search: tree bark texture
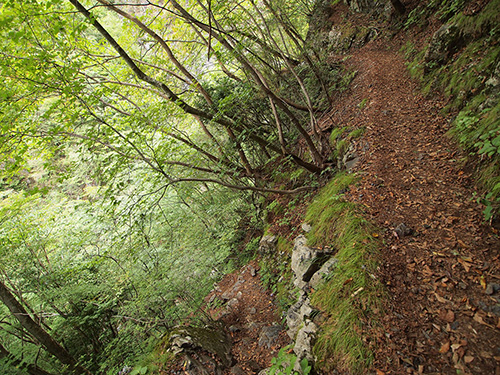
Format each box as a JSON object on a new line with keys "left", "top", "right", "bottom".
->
{"left": 0, "top": 281, "right": 89, "bottom": 374}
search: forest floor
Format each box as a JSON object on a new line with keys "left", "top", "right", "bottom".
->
{"left": 328, "top": 34, "right": 500, "bottom": 374}
{"left": 164, "top": 19, "right": 500, "bottom": 375}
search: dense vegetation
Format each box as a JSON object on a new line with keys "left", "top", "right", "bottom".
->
{"left": 0, "top": 0, "right": 337, "bottom": 373}
{"left": 1, "top": 0, "right": 498, "bottom": 374}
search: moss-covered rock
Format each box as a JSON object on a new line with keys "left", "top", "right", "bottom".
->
{"left": 166, "top": 323, "right": 232, "bottom": 367}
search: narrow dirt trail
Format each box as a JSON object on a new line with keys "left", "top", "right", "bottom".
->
{"left": 330, "top": 39, "right": 500, "bottom": 374}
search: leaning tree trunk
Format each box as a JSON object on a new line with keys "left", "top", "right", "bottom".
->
{"left": 0, "top": 281, "right": 90, "bottom": 375}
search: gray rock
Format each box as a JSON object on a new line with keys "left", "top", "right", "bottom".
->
{"left": 291, "top": 236, "right": 330, "bottom": 289}
{"left": 424, "top": 24, "right": 463, "bottom": 67}
{"left": 257, "top": 369, "right": 270, "bottom": 375}
{"left": 486, "top": 283, "right": 500, "bottom": 295}
{"left": 345, "top": 156, "right": 360, "bottom": 171}
{"left": 286, "top": 292, "right": 313, "bottom": 339}
{"left": 394, "top": 223, "right": 413, "bottom": 238}
{"left": 484, "top": 61, "right": 500, "bottom": 101}
{"left": 259, "top": 235, "right": 278, "bottom": 255}
{"left": 309, "top": 257, "right": 339, "bottom": 288}
{"left": 118, "top": 366, "right": 132, "bottom": 375}
{"left": 229, "top": 325, "right": 240, "bottom": 333}
{"left": 228, "top": 298, "right": 239, "bottom": 309}
{"left": 293, "top": 320, "right": 317, "bottom": 373}
{"left": 167, "top": 323, "right": 232, "bottom": 367}
{"left": 221, "top": 280, "right": 244, "bottom": 300}
{"left": 248, "top": 307, "right": 257, "bottom": 314}
{"left": 230, "top": 366, "right": 246, "bottom": 375}
{"left": 301, "top": 223, "right": 312, "bottom": 233}
{"left": 258, "top": 325, "right": 282, "bottom": 349}
{"left": 345, "top": 0, "right": 386, "bottom": 14}
{"left": 247, "top": 321, "right": 262, "bottom": 331}
{"left": 248, "top": 265, "right": 257, "bottom": 277}
{"left": 340, "top": 144, "right": 359, "bottom": 171}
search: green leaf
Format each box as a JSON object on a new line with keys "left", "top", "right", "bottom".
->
{"left": 483, "top": 204, "right": 494, "bottom": 221}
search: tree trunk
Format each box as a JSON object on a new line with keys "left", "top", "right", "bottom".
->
{"left": 0, "top": 281, "right": 90, "bottom": 375}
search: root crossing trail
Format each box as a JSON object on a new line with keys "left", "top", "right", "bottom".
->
{"left": 330, "top": 39, "right": 500, "bottom": 374}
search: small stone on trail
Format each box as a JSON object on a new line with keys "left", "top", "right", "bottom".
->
{"left": 248, "top": 307, "right": 257, "bottom": 314}
{"left": 259, "top": 235, "right": 278, "bottom": 254}
{"left": 228, "top": 298, "right": 239, "bottom": 308}
{"left": 249, "top": 265, "right": 257, "bottom": 276}
{"left": 486, "top": 283, "right": 500, "bottom": 295}
{"left": 258, "top": 325, "right": 282, "bottom": 349}
{"left": 393, "top": 223, "right": 413, "bottom": 238}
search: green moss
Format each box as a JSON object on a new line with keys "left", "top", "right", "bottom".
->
{"left": 259, "top": 236, "right": 295, "bottom": 316}
{"left": 349, "top": 127, "right": 366, "bottom": 139}
{"left": 329, "top": 127, "right": 348, "bottom": 147}
{"left": 304, "top": 173, "right": 382, "bottom": 373}
{"left": 453, "top": 0, "right": 500, "bottom": 36}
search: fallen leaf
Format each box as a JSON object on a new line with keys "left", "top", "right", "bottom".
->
{"left": 473, "top": 312, "right": 494, "bottom": 328}
{"left": 480, "top": 275, "right": 487, "bottom": 289}
{"left": 473, "top": 312, "right": 486, "bottom": 324}
{"left": 435, "top": 293, "right": 447, "bottom": 303}
{"left": 343, "top": 277, "right": 353, "bottom": 285}
{"left": 480, "top": 351, "right": 492, "bottom": 358}
{"left": 457, "top": 258, "right": 472, "bottom": 272}
{"left": 445, "top": 310, "right": 455, "bottom": 323}
{"left": 464, "top": 355, "right": 474, "bottom": 364}
{"left": 439, "top": 341, "right": 450, "bottom": 353}
{"left": 423, "top": 265, "right": 433, "bottom": 277}
{"left": 375, "top": 370, "right": 385, "bottom": 375}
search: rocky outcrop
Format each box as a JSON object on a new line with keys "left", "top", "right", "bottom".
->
{"left": 344, "top": 0, "right": 401, "bottom": 18}
{"left": 167, "top": 323, "right": 233, "bottom": 368}
{"left": 285, "top": 235, "right": 338, "bottom": 373}
{"left": 291, "top": 235, "right": 334, "bottom": 290}
{"left": 328, "top": 24, "right": 378, "bottom": 52}
{"left": 424, "top": 24, "right": 463, "bottom": 69}
{"left": 345, "top": 0, "right": 385, "bottom": 13}
{"left": 286, "top": 292, "right": 312, "bottom": 340}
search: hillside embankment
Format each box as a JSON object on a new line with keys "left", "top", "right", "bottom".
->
{"left": 161, "top": 1, "right": 500, "bottom": 374}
